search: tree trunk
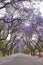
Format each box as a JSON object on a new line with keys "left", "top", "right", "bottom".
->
{"left": 31, "top": 49, "right": 35, "bottom": 56}
{"left": 39, "top": 50, "right": 41, "bottom": 57}
{"left": 33, "top": 50, "right": 35, "bottom": 56}
{"left": 31, "top": 51, "right": 33, "bottom": 56}
{"left": 2, "top": 48, "right": 5, "bottom": 56}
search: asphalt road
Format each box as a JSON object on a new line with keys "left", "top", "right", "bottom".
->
{"left": 0, "top": 53, "right": 43, "bottom": 65}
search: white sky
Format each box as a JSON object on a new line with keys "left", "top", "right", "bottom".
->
{"left": 32, "top": 34, "right": 38, "bottom": 41}
{"left": 7, "top": 34, "right": 11, "bottom": 41}
{"left": 0, "top": 8, "right": 6, "bottom": 17}
{"left": 0, "top": 1, "right": 43, "bottom": 18}
{"left": 22, "top": 1, "right": 43, "bottom": 17}
{"left": 4, "top": 0, "right": 11, "bottom": 3}
{"left": 23, "top": 1, "right": 31, "bottom": 8}
{"left": 33, "top": 1, "right": 43, "bottom": 17}
{"left": 39, "top": 2, "right": 43, "bottom": 17}
{"left": 24, "top": 22, "right": 31, "bottom": 27}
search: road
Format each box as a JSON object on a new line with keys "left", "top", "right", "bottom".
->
{"left": 0, "top": 53, "right": 43, "bottom": 65}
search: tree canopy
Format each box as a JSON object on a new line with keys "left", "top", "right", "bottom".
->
{"left": 0, "top": 0, "right": 43, "bottom": 57}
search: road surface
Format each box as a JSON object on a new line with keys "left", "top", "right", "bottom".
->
{"left": 0, "top": 53, "right": 43, "bottom": 65}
